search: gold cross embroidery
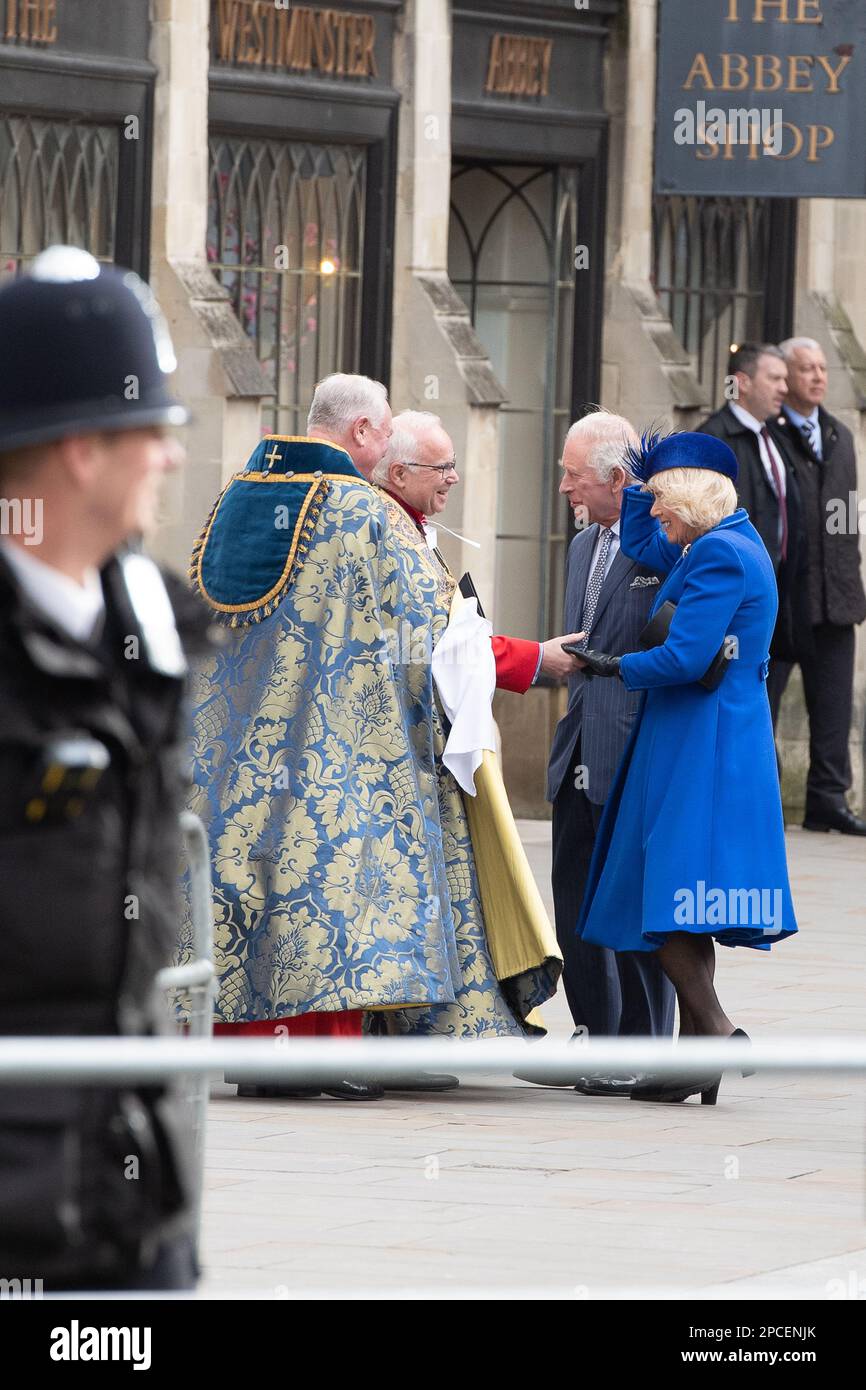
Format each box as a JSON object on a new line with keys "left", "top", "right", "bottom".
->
{"left": 263, "top": 443, "right": 282, "bottom": 470}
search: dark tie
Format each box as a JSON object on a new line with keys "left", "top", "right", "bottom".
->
{"left": 579, "top": 527, "right": 613, "bottom": 648}
{"left": 760, "top": 427, "right": 788, "bottom": 563}
{"left": 801, "top": 418, "right": 821, "bottom": 459}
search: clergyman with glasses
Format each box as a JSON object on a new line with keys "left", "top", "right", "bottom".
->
{"left": 365, "top": 409, "right": 573, "bottom": 1042}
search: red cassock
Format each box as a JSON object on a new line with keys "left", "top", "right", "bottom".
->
{"left": 492, "top": 634, "right": 541, "bottom": 693}
{"left": 214, "top": 1013, "right": 362, "bottom": 1039}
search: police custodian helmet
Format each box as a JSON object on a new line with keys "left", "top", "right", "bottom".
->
{"left": 0, "top": 246, "right": 188, "bottom": 452}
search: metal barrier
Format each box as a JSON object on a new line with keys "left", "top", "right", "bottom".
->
{"left": 0, "top": 1035, "right": 864, "bottom": 1083}
{"left": 154, "top": 810, "right": 215, "bottom": 1242}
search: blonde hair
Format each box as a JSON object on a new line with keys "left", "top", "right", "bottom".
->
{"left": 649, "top": 467, "right": 737, "bottom": 534}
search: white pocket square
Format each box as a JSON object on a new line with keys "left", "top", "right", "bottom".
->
{"left": 629, "top": 575, "right": 660, "bottom": 588}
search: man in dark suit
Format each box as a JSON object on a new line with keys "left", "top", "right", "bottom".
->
{"left": 698, "top": 343, "right": 812, "bottom": 709}
{"left": 767, "top": 339, "right": 866, "bottom": 835}
{"left": 537, "top": 412, "right": 676, "bottom": 1096}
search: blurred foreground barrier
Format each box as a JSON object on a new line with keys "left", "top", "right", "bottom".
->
{"left": 156, "top": 811, "right": 215, "bottom": 1242}
{"left": 0, "top": 1035, "right": 864, "bottom": 1083}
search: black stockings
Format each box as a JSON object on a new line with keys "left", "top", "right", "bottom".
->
{"left": 657, "top": 933, "right": 734, "bottom": 1039}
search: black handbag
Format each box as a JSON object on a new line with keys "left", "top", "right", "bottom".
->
{"left": 638, "top": 599, "right": 731, "bottom": 691}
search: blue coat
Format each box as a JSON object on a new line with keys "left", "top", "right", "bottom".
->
{"left": 546, "top": 526, "right": 665, "bottom": 807}
{"left": 577, "top": 486, "right": 798, "bottom": 953}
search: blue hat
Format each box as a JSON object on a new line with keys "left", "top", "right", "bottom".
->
{"left": 0, "top": 246, "right": 188, "bottom": 452}
{"left": 625, "top": 430, "right": 738, "bottom": 484}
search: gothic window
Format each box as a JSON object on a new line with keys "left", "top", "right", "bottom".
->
{"left": 652, "top": 194, "right": 796, "bottom": 407}
{"left": 0, "top": 114, "right": 118, "bottom": 281}
{"left": 207, "top": 135, "right": 366, "bottom": 436}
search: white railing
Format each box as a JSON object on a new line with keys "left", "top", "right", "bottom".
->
{"left": 0, "top": 1035, "right": 863, "bottom": 1083}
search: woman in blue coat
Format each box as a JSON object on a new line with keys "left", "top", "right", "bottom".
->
{"left": 574, "top": 431, "right": 797, "bottom": 1104}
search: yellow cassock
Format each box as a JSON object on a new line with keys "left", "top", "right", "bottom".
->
{"left": 465, "top": 747, "right": 560, "bottom": 1030}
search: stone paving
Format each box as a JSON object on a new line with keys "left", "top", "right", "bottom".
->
{"left": 197, "top": 823, "right": 866, "bottom": 1298}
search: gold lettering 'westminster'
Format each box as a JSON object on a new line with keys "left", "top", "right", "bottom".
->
{"left": 215, "top": 0, "right": 378, "bottom": 79}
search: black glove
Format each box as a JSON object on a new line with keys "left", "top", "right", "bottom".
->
{"left": 579, "top": 648, "right": 622, "bottom": 679}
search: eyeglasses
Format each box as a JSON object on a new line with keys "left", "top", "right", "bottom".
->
{"left": 401, "top": 460, "right": 458, "bottom": 478}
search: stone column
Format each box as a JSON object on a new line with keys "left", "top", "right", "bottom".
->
{"left": 602, "top": 0, "right": 706, "bottom": 428}
{"left": 148, "top": 0, "right": 268, "bottom": 574}
{"left": 791, "top": 198, "right": 866, "bottom": 814}
{"left": 390, "top": 0, "right": 505, "bottom": 609}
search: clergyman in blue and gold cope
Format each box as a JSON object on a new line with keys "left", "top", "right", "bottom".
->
{"left": 187, "top": 435, "right": 464, "bottom": 1025}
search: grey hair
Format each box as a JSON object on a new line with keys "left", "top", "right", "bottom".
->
{"left": 307, "top": 373, "right": 389, "bottom": 435}
{"left": 565, "top": 409, "right": 641, "bottom": 483}
{"left": 372, "top": 410, "right": 442, "bottom": 485}
{"left": 779, "top": 336, "right": 823, "bottom": 361}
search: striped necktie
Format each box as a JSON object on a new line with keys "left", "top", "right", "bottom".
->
{"left": 760, "top": 427, "right": 788, "bottom": 563}
{"left": 579, "top": 527, "right": 613, "bottom": 648}
{"left": 800, "top": 417, "right": 821, "bottom": 459}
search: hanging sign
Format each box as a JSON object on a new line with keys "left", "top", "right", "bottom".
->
{"left": 655, "top": 0, "right": 866, "bottom": 197}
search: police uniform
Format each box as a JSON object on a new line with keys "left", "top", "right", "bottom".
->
{"left": 0, "top": 249, "right": 210, "bottom": 1289}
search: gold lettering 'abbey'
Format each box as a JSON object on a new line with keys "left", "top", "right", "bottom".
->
{"left": 683, "top": 51, "right": 851, "bottom": 95}
{"left": 215, "top": 0, "right": 378, "bottom": 78}
{"left": 484, "top": 34, "right": 553, "bottom": 98}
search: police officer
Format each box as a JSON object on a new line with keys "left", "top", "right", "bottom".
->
{"left": 0, "top": 247, "right": 210, "bottom": 1290}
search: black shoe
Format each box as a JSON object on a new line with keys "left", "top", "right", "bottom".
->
{"left": 630, "top": 1074, "right": 722, "bottom": 1105}
{"left": 378, "top": 1073, "right": 459, "bottom": 1092}
{"left": 630, "top": 1026, "right": 753, "bottom": 1104}
{"left": 322, "top": 1079, "right": 385, "bottom": 1101}
{"left": 232, "top": 1082, "right": 322, "bottom": 1099}
{"left": 573, "top": 1074, "right": 638, "bottom": 1097}
{"left": 229, "top": 1077, "right": 384, "bottom": 1101}
{"left": 803, "top": 805, "right": 866, "bottom": 836}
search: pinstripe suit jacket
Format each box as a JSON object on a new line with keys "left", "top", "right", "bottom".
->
{"left": 546, "top": 525, "right": 665, "bottom": 806}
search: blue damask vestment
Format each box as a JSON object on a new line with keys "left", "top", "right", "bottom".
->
{"left": 188, "top": 437, "right": 463, "bottom": 1020}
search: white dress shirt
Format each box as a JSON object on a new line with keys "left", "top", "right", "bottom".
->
{"left": 729, "top": 401, "right": 787, "bottom": 500}
{"left": 0, "top": 540, "right": 104, "bottom": 643}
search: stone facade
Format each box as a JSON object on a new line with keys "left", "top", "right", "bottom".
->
{"left": 597, "top": 1, "right": 866, "bottom": 818}
{"left": 140, "top": 0, "right": 865, "bottom": 818}
{"left": 147, "top": 0, "right": 268, "bottom": 576}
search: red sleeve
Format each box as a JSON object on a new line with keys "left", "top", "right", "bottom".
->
{"left": 492, "top": 634, "right": 541, "bottom": 694}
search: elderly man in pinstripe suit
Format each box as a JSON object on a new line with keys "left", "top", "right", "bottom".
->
{"left": 524, "top": 411, "right": 675, "bottom": 1097}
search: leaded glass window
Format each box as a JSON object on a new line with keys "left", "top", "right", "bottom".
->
{"left": 652, "top": 195, "right": 779, "bottom": 408}
{"left": 0, "top": 114, "right": 118, "bottom": 281}
{"left": 207, "top": 135, "right": 366, "bottom": 436}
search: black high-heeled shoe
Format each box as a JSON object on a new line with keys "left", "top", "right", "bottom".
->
{"left": 630, "top": 1029, "right": 752, "bottom": 1105}
{"left": 630, "top": 1073, "right": 722, "bottom": 1105}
